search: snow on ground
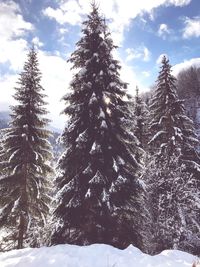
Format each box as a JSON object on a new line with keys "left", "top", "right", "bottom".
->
{"left": 0, "top": 243, "right": 197, "bottom": 267}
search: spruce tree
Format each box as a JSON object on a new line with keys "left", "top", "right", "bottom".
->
{"left": 0, "top": 47, "right": 52, "bottom": 250}
{"left": 52, "top": 4, "right": 147, "bottom": 250}
{"left": 133, "top": 86, "right": 149, "bottom": 148}
{"left": 148, "top": 56, "right": 200, "bottom": 254}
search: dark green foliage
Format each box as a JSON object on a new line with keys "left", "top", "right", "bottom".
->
{"left": 148, "top": 56, "right": 200, "bottom": 254}
{"left": 52, "top": 4, "right": 147, "bottom": 251}
{"left": 176, "top": 66, "right": 200, "bottom": 151}
{"left": 177, "top": 66, "right": 200, "bottom": 100}
{"left": 0, "top": 47, "right": 52, "bottom": 250}
{"left": 133, "top": 86, "right": 149, "bottom": 149}
{"left": 149, "top": 56, "right": 199, "bottom": 161}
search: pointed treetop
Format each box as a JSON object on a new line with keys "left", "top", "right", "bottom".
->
{"left": 31, "top": 43, "right": 35, "bottom": 51}
{"left": 161, "top": 54, "right": 169, "bottom": 65}
{"left": 91, "top": 0, "right": 99, "bottom": 11}
{"left": 136, "top": 86, "right": 139, "bottom": 98}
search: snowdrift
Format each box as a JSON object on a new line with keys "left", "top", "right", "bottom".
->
{"left": 0, "top": 243, "right": 197, "bottom": 267}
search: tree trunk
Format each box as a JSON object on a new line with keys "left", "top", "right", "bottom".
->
{"left": 17, "top": 213, "right": 25, "bottom": 249}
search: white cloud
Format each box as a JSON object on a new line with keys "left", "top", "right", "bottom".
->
{"left": 126, "top": 46, "right": 151, "bottom": 62}
{"left": 32, "top": 37, "right": 44, "bottom": 48}
{"left": 59, "top": 28, "right": 69, "bottom": 34}
{"left": 143, "top": 47, "right": 151, "bottom": 61}
{"left": 120, "top": 63, "right": 138, "bottom": 94}
{"left": 142, "top": 71, "right": 151, "bottom": 77}
{"left": 0, "top": 1, "right": 35, "bottom": 111}
{"left": 43, "top": 0, "right": 87, "bottom": 26}
{"left": 0, "top": 1, "right": 33, "bottom": 39}
{"left": 126, "top": 48, "right": 142, "bottom": 62}
{"left": 0, "top": 74, "right": 18, "bottom": 109}
{"left": 112, "top": 50, "right": 149, "bottom": 95}
{"left": 0, "top": 38, "right": 28, "bottom": 71}
{"left": 158, "top": 23, "right": 170, "bottom": 38}
{"left": 43, "top": 0, "right": 192, "bottom": 46}
{"left": 172, "top": 58, "right": 200, "bottom": 76}
{"left": 38, "top": 51, "right": 73, "bottom": 128}
{"left": 168, "top": 0, "right": 191, "bottom": 6}
{"left": 0, "top": 1, "right": 33, "bottom": 71}
{"left": 182, "top": 16, "right": 200, "bottom": 39}
{"left": 120, "top": 63, "right": 149, "bottom": 94}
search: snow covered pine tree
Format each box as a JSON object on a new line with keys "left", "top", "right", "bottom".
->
{"left": 133, "top": 86, "right": 149, "bottom": 149}
{"left": 0, "top": 47, "right": 52, "bottom": 250}
{"left": 148, "top": 56, "right": 200, "bottom": 254}
{"left": 51, "top": 4, "right": 148, "bottom": 251}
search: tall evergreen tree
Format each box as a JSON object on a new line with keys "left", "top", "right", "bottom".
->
{"left": 52, "top": 4, "right": 148, "bottom": 251}
{"left": 0, "top": 47, "right": 52, "bottom": 250}
{"left": 133, "top": 86, "right": 149, "bottom": 148}
{"left": 148, "top": 56, "right": 200, "bottom": 254}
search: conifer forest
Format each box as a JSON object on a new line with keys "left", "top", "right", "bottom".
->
{"left": 0, "top": 1, "right": 200, "bottom": 260}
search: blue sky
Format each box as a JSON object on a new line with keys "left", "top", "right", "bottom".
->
{"left": 0, "top": 0, "right": 200, "bottom": 128}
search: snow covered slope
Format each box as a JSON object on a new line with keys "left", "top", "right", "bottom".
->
{"left": 0, "top": 244, "right": 197, "bottom": 267}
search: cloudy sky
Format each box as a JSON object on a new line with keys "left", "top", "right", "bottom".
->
{"left": 0, "top": 0, "right": 200, "bottom": 129}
